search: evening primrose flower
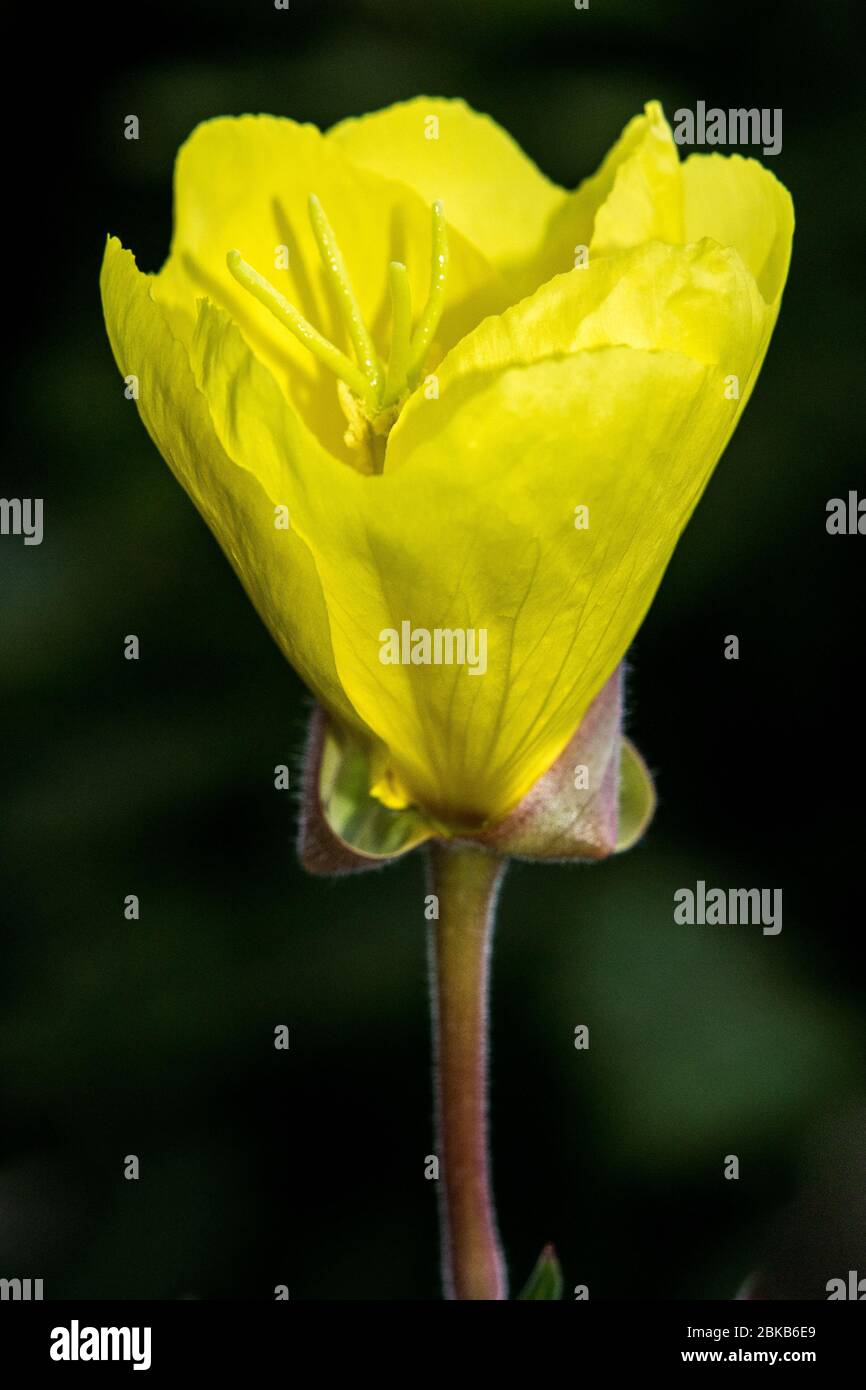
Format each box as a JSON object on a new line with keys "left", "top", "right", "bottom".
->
{"left": 100, "top": 98, "right": 792, "bottom": 848}
{"left": 101, "top": 96, "right": 793, "bottom": 1303}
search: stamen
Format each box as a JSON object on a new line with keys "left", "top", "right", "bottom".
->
{"left": 226, "top": 249, "right": 378, "bottom": 411}
{"left": 406, "top": 201, "right": 449, "bottom": 387}
{"left": 307, "top": 194, "right": 382, "bottom": 397}
{"left": 382, "top": 262, "right": 413, "bottom": 407}
{"left": 225, "top": 197, "right": 449, "bottom": 450}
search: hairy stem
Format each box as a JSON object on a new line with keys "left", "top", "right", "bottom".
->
{"left": 426, "top": 841, "right": 508, "bottom": 1300}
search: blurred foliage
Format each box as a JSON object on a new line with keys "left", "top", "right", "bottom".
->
{"left": 1, "top": 0, "right": 864, "bottom": 1299}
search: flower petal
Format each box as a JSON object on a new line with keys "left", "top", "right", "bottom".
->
{"left": 293, "top": 345, "right": 745, "bottom": 824}
{"left": 535, "top": 100, "right": 684, "bottom": 284}
{"left": 100, "top": 236, "right": 367, "bottom": 740}
{"left": 328, "top": 95, "right": 567, "bottom": 300}
{"left": 390, "top": 235, "right": 770, "bottom": 461}
{"left": 588, "top": 99, "right": 684, "bottom": 254}
{"left": 363, "top": 236, "right": 776, "bottom": 822}
{"left": 404, "top": 119, "right": 787, "bottom": 444}
{"left": 681, "top": 153, "right": 794, "bottom": 304}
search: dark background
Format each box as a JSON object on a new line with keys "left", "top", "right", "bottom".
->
{"left": 1, "top": 0, "right": 864, "bottom": 1299}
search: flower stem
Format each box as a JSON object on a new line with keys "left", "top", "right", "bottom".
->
{"left": 425, "top": 841, "right": 508, "bottom": 1300}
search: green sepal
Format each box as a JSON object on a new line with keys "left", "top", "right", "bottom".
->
{"left": 319, "top": 722, "right": 433, "bottom": 858}
{"left": 615, "top": 737, "right": 656, "bottom": 851}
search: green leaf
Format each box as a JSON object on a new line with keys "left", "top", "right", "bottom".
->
{"left": 518, "top": 1244, "right": 563, "bottom": 1300}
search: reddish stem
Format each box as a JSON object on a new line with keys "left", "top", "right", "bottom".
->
{"left": 426, "top": 842, "right": 508, "bottom": 1300}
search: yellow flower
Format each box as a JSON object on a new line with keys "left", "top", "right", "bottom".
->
{"left": 100, "top": 98, "right": 792, "bottom": 838}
